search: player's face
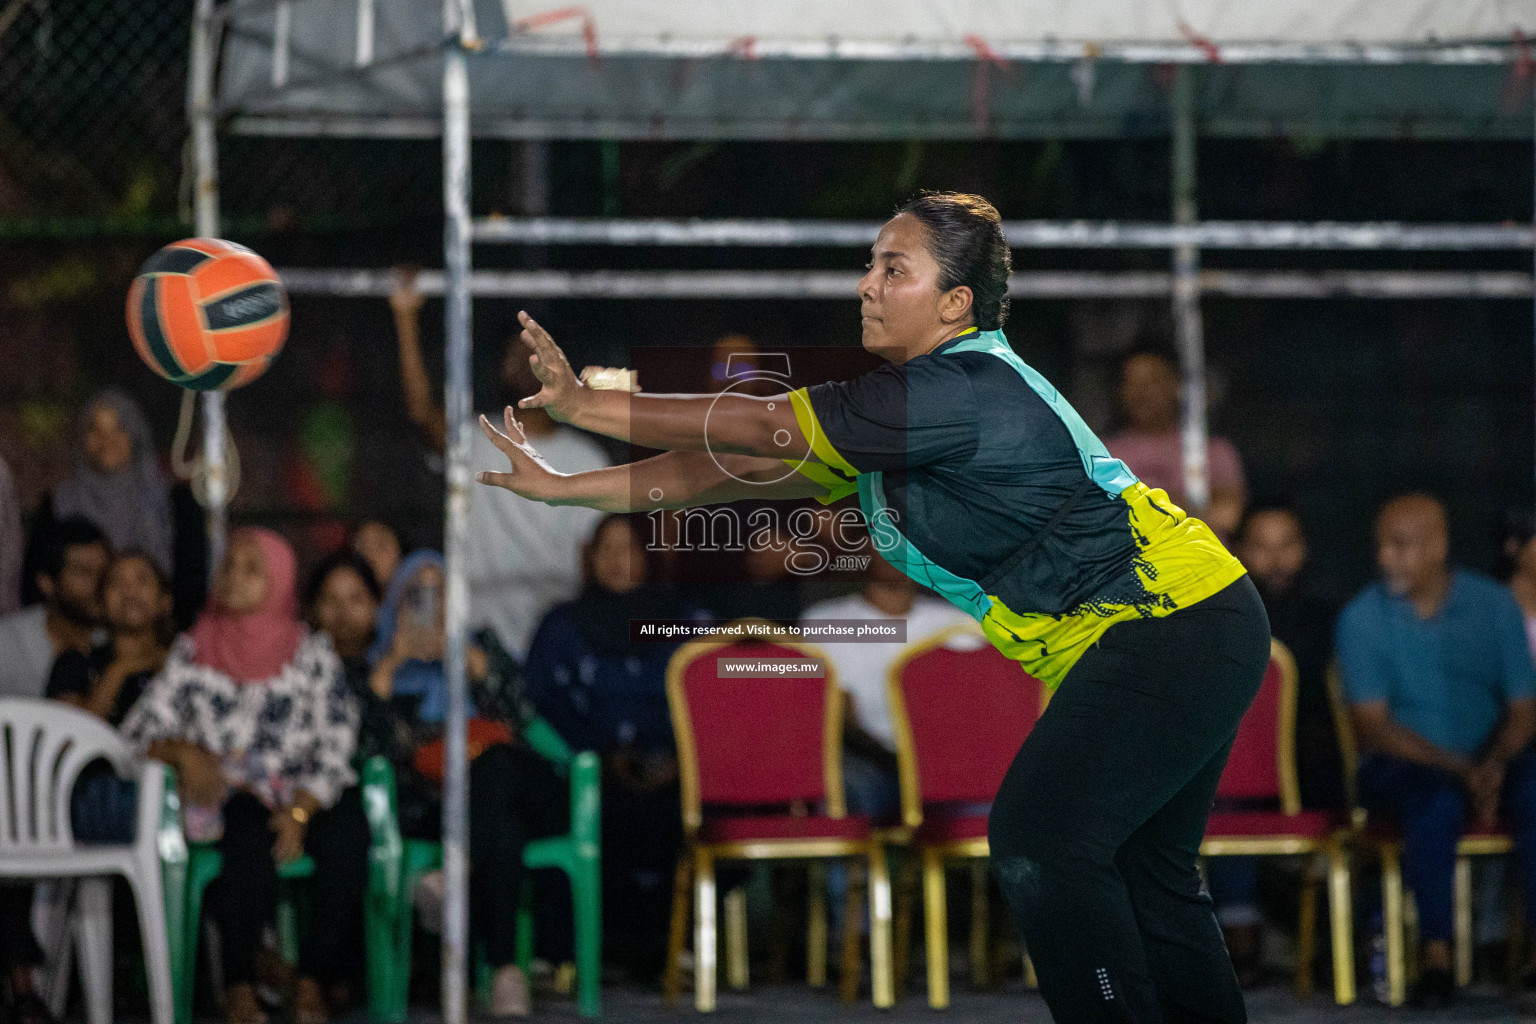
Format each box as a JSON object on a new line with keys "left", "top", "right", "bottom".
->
{"left": 858, "top": 215, "right": 955, "bottom": 362}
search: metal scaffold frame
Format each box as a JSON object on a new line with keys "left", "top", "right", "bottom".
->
{"left": 185, "top": 4, "right": 1536, "bottom": 1019}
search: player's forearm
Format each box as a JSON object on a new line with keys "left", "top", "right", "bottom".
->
{"left": 565, "top": 390, "right": 789, "bottom": 457}
{"left": 556, "top": 451, "right": 810, "bottom": 512}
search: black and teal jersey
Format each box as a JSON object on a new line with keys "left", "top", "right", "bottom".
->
{"left": 785, "top": 327, "right": 1246, "bottom": 688}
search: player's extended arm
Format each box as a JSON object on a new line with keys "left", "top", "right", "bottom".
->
{"left": 512, "top": 312, "right": 814, "bottom": 461}
{"left": 476, "top": 408, "right": 826, "bottom": 512}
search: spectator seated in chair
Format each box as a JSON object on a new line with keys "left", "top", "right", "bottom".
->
{"left": 1339, "top": 494, "right": 1536, "bottom": 1009}
{"left": 365, "top": 549, "right": 567, "bottom": 1017}
{"left": 122, "top": 528, "right": 361, "bottom": 1024}
{"left": 525, "top": 513, "right": 701, "bottom": 982}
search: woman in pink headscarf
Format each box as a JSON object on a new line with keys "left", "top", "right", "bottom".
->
{"left": 125, "top": 529, "right": 359, "bottom": 1024}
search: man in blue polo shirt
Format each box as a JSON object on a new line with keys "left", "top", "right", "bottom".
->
{"left": 1339, "top": 493, "right": 1536, "bottom": 1007}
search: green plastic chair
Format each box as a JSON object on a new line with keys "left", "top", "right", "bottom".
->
{"left": 170, "top": 765, "right": 396, "bottom": 1024}
{"left": 364, "top": 720, "right": 602, "bottom": 1020}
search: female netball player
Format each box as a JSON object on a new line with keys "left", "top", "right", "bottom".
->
{"left": 477, "top": 192, "right": 1267, "bottom": 1024}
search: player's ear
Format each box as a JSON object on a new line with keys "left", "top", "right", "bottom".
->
{"left": 939, "top": 284, "right": 974, "bottom": 326}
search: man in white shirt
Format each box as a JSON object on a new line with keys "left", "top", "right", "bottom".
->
{"left": 391, "top": 277, "right": 610, "bottom": 656}
{"left": 800, "top": 553, "right": 982, "bottom": 822}
{"left": 0, "top": 518, "right": 107, "bottom": 698}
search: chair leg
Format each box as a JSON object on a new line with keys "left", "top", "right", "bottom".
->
{"left": 922, "top": 848, "right": 949, "bottom": 1010}
{"left": 1295, "top": 872, "right": 1317, "bottom": 1000}
{"left": 806, "top": 863, "right": 828, "bottom": 988}
{"left": 664, "top": 854, "right": 692, "bottom": 1005}
{"left": 130, "top": 847, "right": 179, "bottom": 1024}
{"left": 892, "top": 854, "right": 918, "bottom": 1000}
{"left": 1326, "top": 840, "right": 1356, "bottom": 1006}
{"left": 74, "top": 877, "right": 113, "bottom": 1024}
{"left": 969, "top": 861, "right": 989, "bottom": 989}
{"left": 694, "top": 848, "right": 718, "bottom": 1012}
{"left": 41, "top": 880, "right": 75, "bottom": 1022}
{"left": 570, "top": 847, "right": 603, "bottom": 1018}
{"left": 868, "top": 844, "right": 894, "bottom": 1009}
{"left": 1383, "top": 844, "right": 1406, "bottom": 1007}
{"left": 838, "top": 859, "right": 865, "bottom": 1005}
{"left": 1508, "top": 879, "right": 1526, "bottom": 994}
{"left": 724, "top": 887, "right": 749, "bottom": 992}
{"left": 1454, "top": 856, "right": 1473, "bottom": 988}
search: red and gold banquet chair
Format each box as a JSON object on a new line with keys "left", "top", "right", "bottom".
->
{"left": 1336, "top": 658, "right": 1522, "bottom": 1005}
{"left": 662, "top": 622, "right": 894, "bottom": 1011}
{"left": 1199, "top": 638, "right": 1357, "bottom": 1004}
{"left": 887, "top": 627, "right": 1045, "bottom": 1008}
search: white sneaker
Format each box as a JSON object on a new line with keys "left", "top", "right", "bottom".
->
{"left": 490, "top": 964, "right": 530, "bottom": 1017}
{"left": 413, "top": 870, "right": 446, "bottom": 935}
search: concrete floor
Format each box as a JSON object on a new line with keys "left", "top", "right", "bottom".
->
{"left": 373, "top": 982, "right": 1536, "bottom": 1023}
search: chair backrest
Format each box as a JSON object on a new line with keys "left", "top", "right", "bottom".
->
{"left": 1215, "top": 638, "right": 1301, "bottom": 814}
{"left": 666, "top": 622, "right": 842, "bottom": 833}
{"left": 0, "top": 698, "right": 136, "bottom": 855}
{"left": 888, "top": 628, "right": 1042, "bottom": 828}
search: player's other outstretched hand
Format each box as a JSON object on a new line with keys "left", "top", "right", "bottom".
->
{"left": 476, "top": 406, "right": 568, "bottom": 505}
{"left": 516, "top": 311, "right": 584, "bottom": 423}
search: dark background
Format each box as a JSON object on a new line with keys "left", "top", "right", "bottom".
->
{"left": 2, "top": 0, "right": 1533, "bottom": 601}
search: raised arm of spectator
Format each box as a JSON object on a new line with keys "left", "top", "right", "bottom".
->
{"left": 390, "top": 268, "right": 448, "bottom": 455}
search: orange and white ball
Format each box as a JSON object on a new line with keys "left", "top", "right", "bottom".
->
{"left": 127, "top": 238, "right": 289, "bottom": 390}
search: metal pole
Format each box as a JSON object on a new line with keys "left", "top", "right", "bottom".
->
{"left": 273, "top": 266, "right": 1536, "bottom": 301}
{"left": 1170, "top": 65, "right": 1210, "bottom": 512}
{"left": 441, "top": 0, "right": 474, "bottom": 1019}
{"left": 190, "top": 0, "right": 228, "bottom": 572}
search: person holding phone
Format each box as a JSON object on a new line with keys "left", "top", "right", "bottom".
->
{"left": 366, "top": 551, "right": 566, "bottom": 1018}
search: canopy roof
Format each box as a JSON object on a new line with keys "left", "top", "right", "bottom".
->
{"left": 219, "top": 0, "right": 1536, "bottom": 139}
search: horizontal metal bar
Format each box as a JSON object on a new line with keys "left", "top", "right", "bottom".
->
{"left": 485, "top": 35, "right": 1521, "bottom": 66}
{"left": 226, "top": 113, "right": 1536, "bottom": 143}
{"left": 276, "top": 267, "right": 1536, "bottom": 300}
{"left": 470, "top": 218, "right": 1536, "bottom": 250}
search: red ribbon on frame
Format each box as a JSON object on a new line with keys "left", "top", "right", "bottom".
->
{"left": 513, "top": 5, "right": 600, "bottom": 68}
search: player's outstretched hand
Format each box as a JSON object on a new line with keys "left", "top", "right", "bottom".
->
{"left": 476, "top": 406, "right": 568, "bottom": 504}
{"left": 516, "top": 311, "right": 584, "bottom": 423}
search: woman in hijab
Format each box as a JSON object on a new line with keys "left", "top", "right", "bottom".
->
{"left": 365, "top": 551, "right": 565, "bottom": 1018}
{"left": 52, "top": 390, "right": 174, "bottom": 576}
{"left": 524, "top": 514, "right": 701, "bottom": 981}
{"left": 123, "top": 529, "right": 360, "bottom": 1024}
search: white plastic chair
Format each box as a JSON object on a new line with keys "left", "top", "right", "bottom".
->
{"left": 0, "top": 698, "right": 180, "bottom": 1024}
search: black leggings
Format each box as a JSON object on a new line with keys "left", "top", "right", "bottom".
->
{"left": 207, "top": 787, "right": 370, "bottom": 987}
{"left": 406, "top": 744, "right": 570, "bottom": 968}
{"left": 988, "top": 576, "right": 1270, "bottom": 1024}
